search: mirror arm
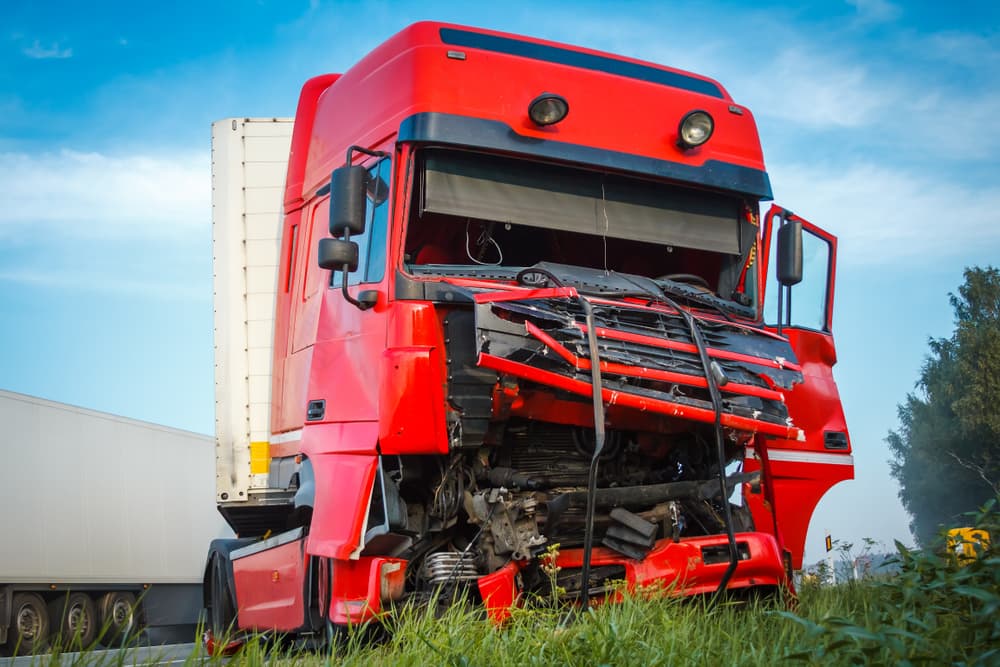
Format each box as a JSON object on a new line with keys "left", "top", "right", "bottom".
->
{"left": 346, "top": 145, "right": 390, "bottom": 167}
{"left": 338, "top": 228, "right": 375, "bottom": 311}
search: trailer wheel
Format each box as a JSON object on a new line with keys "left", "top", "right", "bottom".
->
{"left": 8, "top": 592, "right": 50, "bottom": 655}
{"left": 48, "top": 592, "right": 97, "bottom": 650}
{"left": 96, "top": 591, "right": 136, "bottom": 647}
{"left": 208, "top": 555, "right": 237, "bottom": 642}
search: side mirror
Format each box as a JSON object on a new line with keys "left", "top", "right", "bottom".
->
{"left": 318, "top": 238, "right": 377, "bottom": 311}
{"left": 318, "top": 237, "right": 358, "bottom": 271}
{"left": 777, "top": 220, "right": 803, "bottom": 286}
{"left": 329, "top": 165, "right": 369, "bottom": 237}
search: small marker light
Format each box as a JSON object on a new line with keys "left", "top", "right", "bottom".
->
{"left": 677, "top": 110, "right": 714, "bottom": 149}
{"left": 528, "top": 93, "right": 569, "bottom": 126}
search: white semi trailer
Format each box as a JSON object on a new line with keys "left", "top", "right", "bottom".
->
{"left": 0, "top": 390, "right": 231, "bottom": 653}
{"left": 0, "top": 117, "right": 295, "bottom": 655}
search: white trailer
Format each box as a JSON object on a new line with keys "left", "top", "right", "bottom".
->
{"left": 212, "top": 117, "right": 293, "bottom": 525}
{"left": 0, "top": 390, "right": 231, "bottom": 653}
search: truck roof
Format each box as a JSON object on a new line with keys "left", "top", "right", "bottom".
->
{"left": 285, "top": 21, "right": 769, "bottom": 211}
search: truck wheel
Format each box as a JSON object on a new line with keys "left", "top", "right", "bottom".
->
{"left": 8, "top": 592, "right": 50, "bottom": 655}
{"left": 208, "top": 555, "right": 237, "bottom": 642}
{"left": 96, "top": 591, "right": 136, "bottom": 647}
{"left": 48, "top": 592, "right": 97, "bottom": 650}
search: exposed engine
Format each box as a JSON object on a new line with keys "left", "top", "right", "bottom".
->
{"left": 381, "top": 419, "right": 754, "bottom": 599}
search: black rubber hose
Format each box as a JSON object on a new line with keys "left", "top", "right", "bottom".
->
{"left": 513, "top": 266, "right": 608, "bottom": 611}
{"left": 545, "top": 473, "right": 756, "bottom": 512}
{"left": 683, "top": 313, "right": 740, "bottom": 595}
{"left": 626, "top": 274, "right": 740, "bottom": 596}
{"left": 578, "top": 296, "right": 606, "bottom": 613}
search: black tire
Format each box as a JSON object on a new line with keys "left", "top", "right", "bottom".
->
{"left": 48, "top": 592, "right": 98, "bottom": 650}
{"left": 8, "top": 592, "right": 50, "bottom": 655}
{"left": 208, "top": 555, "right": 237, "bottom": 644}
{"left": 96, "top": 591, "right": 136, "bottom": 647}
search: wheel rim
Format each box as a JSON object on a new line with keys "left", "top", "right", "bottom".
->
{"left": 111, "top": 598, "right": 133, "bottom": 628}
{"left": 15, "top": 603, "right": 41, "bottom": 640}
{"left": 68, "top": 601, "right": 91, "bottom": 636}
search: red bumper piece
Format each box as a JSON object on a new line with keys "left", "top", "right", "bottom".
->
{"left": 479, "top": 532, "right": 788, "bottom": 622}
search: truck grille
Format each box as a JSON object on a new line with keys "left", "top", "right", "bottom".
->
{"left": 474, "top": 293, "right": 803, "bottom": 437}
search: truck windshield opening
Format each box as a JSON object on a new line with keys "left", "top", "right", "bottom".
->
{"left": 405, "top": 148, "right": 757, "bottom": 309}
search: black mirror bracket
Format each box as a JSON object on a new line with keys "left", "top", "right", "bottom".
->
{"left": 340, "top": 269, "right": 376, "bottom": 310}
{"left": 328, "top": 146, "right": 388, "bottom": 312}
{"left": 338, "top": 227, "right": 377, "bottom": 311}
{"left": 345, "top": 145, "right": 390, "bottom": 167}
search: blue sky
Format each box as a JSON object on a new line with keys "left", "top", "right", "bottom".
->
{"left": 1, "top": 0, "right": 997, "bottom": 564}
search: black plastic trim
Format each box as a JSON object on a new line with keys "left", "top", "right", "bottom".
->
{"left": 230, "top": 527, "right": 305, "bottom": 561}
{"left": 398, "top": 112, "right": 772, "bottom": 199}
{"left": 439, "top": 28, "right": 725, "bottom": 99}
{"left": 306, "top": 399, "right": 326, "bottom": 421}
{"left": 394, "top": 269, "right": 477, "bottom": 303}
{"left": 823, "top": 431, "right": 850, "bottom": 450}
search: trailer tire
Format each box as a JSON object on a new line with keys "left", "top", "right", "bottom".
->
{"left": 48, "top": 592, "right": 97, "bottom": 650}
{"left": 96, "top": 591, "right": 136, "bottom": 647}
{"left": 8, "top": 592, "right": 50, "bottom": 655}
{"left": 208, "top": 555, "right": 237, "bottom": 642}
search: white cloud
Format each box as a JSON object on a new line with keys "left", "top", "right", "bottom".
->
{"left": 0, "top": 150, "right": 208, "bottom": 240}
{"left": 769, "top": 160, "right": 1000, "bottom": 266}
{"left": 742, "top": 47, "right": 898, "bottom": 129}
{"left": 22, "top": 40, "right": 72, "bottom": 59}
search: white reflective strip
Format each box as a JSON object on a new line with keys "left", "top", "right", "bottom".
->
{"left": 745, "top": 448, "right": 854, "bottom": 466}
{"left": 270, "top": 429, "right": 303, "bottom": 445}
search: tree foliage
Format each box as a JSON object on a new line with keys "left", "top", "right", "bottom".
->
{"left": 888, "top": 266, "right": 1000, "bottom": 546}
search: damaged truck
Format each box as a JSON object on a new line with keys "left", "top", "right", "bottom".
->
{"left": 206, "top": 21, "right": 854, "bottom": 640}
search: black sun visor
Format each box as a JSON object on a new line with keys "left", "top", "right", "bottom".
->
{"left": 421, "top": 149, "right": 742, "bottom": 255}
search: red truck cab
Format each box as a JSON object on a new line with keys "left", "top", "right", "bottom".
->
{"left": 205, "top": 21, "right": 852, "bottom": 638}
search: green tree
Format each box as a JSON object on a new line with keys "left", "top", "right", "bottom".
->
{"left": 887, "top": 266, "right": 1000, "bottom": 546}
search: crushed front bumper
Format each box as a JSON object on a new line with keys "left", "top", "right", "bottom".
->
{"left": 477, "top": 531, "right": 790, "bottom": 622}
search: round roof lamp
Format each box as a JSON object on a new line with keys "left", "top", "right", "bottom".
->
{"left": 528, "top": 93, "right": 569, "bottom": 127}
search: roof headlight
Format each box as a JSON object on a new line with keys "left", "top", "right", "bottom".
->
{"left": 528, "top": 93, "right": 569, "bottom": 127}
{"left": 677, "top": 110, "right": 714, "bottom": 149}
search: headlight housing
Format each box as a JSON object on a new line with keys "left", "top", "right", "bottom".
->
{"left": 677, "top": 110, "right": 714, "bottom": 149}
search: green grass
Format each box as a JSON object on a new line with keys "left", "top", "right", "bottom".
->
{"left": 229, "top": 553, "right": 995, "bottom": 667}
{"left": 16, "top": 501, "right": 999, "bottom": 666}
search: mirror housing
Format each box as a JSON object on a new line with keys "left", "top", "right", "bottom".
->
{"left": 318, "top": 237, "right": 358, "bottom": 271}
{"left": 329, "top": 165, "right": 369, "bottom": 237}
{"left": 777, "top": 220, "right": 803, "bottom": 286}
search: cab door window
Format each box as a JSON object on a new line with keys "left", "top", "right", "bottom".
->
{"left": 765, "top": 218, "right": 833, "bottom": 332}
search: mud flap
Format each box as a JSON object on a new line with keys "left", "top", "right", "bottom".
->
{"left": 305, "top": 453, "right": 379, "bottom": 559}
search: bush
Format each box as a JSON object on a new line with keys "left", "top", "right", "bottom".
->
{"left": 777, "top": 499, "right": 1000, "bottom": 665}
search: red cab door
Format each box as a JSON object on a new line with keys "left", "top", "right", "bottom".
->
{"left": 755, "top": 204, "right": 853, "bottom": 569}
